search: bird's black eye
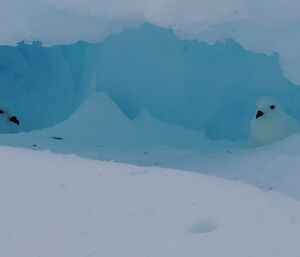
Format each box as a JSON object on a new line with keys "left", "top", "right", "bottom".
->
{"left": 270, "top": 105, "right": 275, "bottom": 110}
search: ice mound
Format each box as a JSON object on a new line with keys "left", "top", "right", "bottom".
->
{"left": 4, "top": 92, "right": 232, "bottom": 151}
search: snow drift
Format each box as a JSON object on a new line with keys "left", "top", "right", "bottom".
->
{"left": 1, "top": 147, "right": 300, "bottom": 257}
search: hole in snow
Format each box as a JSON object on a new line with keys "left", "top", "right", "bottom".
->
{"left": 191, "top": 222, "right": 217, "bottom": 234}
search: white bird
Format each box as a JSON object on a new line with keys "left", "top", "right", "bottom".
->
{"left": 249, "top": 96, "right": 300, "bottom": 147}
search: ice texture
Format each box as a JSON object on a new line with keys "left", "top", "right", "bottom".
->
{"left": 0, "top": 24, "right": 299, "bottom": 143}
{"left": 0, "top": 41, "right": 97, "bottom": 131}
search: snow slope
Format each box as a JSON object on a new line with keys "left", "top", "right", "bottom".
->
{"left": 0, "top": 92, "right": 238, "bottom": 152}
{"left": 1, "top": 146, "right": 300, "bottom": 257}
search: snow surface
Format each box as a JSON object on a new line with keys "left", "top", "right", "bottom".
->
{"left": 1, "top": 1, "right": 300, "bottom": 83}
{"left": 1, "top": 146, "right": 300, "bottom": 257}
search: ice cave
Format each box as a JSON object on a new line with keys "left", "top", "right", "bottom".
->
{"left": 1, "top": 0, "right": 300, "bottom": 152}
{"left": 2, "top": 2, "right": 300, "bottom": 256}
{"left": 1, "top": 22, "right": 300, "bottom": 150}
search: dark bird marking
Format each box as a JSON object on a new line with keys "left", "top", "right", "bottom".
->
{"left": 256, "top": 110, "right": 264, "bottom": 119}
{"left": 9, "top": 116, "right": 20, "bottom": 126}
{"left": 51, "top": 136, "right": 63, "bottom": 140}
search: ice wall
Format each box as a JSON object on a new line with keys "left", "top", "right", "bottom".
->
{"left": 96, "top": 24, "right": 300, "bottom": 141}
{"left": 0, "top": 24, "right": 299, "bottom": 142}
{"left": 0, "top": 41, "right": 97, "bottom": 131}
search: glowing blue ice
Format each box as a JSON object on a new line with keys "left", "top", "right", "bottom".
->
{"left": 0, "top": 24, "right": 299, "bottom": 143}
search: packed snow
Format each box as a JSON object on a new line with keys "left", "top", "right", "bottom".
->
{"left": 1, "top": 146, "right": 300, "bottom": 257}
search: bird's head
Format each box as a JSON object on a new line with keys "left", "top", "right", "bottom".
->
{"left": 254, "top": 96, "right": 282, "bottom": 120}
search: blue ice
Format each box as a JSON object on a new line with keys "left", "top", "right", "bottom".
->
{"left": 0, "top": 23, "right": 299, "bottom": 144}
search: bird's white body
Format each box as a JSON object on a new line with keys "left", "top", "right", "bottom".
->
{"left": 249, "top": 97, "right": 300, "bottom": 147}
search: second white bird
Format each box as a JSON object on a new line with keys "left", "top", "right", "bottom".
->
{"left": 249, "top": 96, "right": 300, "bottom": 147}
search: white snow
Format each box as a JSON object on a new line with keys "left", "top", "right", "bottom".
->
{"left": 1, "top": 146, "right": 300, "bottom": 257}
{"left": 1, "top": 1, "right": 300, "bottom": 83}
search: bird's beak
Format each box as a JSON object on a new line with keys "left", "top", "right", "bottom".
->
{"left": 9, "top": 116, "right": 20, "bottom": 126}
{"left": 256, "top": 110, "right": 264, "bottom": 119}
